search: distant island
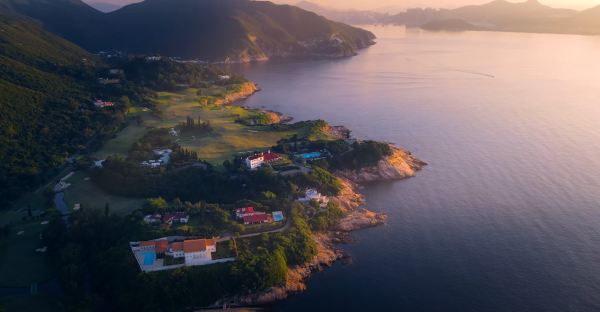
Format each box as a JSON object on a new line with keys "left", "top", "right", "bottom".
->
{"left": 421, "top": 19, "right": 477, "bottom": 31}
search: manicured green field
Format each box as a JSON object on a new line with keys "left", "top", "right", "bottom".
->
{"left": 0, "top": 211, "right": 55, "bottom": 287}
{"left": 94, "top": 109, "right": 163, "bottom": 159}
{"left": 61, "top": 171, "right": 146, "bottom": 216}
{"left": 0, "top": 294, "right": 64, "bottom": 312}
{"left": 96, "top": 89, "right": 333, "bottom": 169}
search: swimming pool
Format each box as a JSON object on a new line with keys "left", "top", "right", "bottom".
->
{"left": 140, "top": 251, "right": 155, "bottom": 266}
{"left": 273, "top": 213, "right": 283, "bottom": 221}
{"left": 300, "top": 152, "right": 321, "bottom": 159}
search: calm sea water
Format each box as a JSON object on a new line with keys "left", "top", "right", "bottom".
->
{"left": 227, "top": 26, "right": 600, "bottom": 311}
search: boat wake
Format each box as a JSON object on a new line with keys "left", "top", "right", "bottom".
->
{"left": 405, "top": 58, "right": 495, "bottom": 78}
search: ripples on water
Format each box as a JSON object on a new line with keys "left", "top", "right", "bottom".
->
{"left": 228, "top": 26, "right": 600, "bottom": 311}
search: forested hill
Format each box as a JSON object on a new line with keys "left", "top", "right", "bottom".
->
{"left": 0, "top": 0, "right": 375, "bottom": 62}
{"left": 0, "top": 14, "right": 117, "bottom": 205}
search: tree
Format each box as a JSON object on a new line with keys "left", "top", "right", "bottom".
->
{"left": 104, "top": 200, "right": 110, "bottom": 217}
{"left": 142, "top": 197, "right": 168, "bottom": 214}
{"left": 28, "top": 204, "right": 32, "bottom": 218}
{"left": 261, "top": 191, "right": 276, "bottom": 200}
{"left": 43, "top": 187, "right": 55, "bottom": 209}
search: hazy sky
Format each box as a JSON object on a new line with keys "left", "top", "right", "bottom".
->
{"left": 84, "top": 0, "right": 599, "bottom": 11}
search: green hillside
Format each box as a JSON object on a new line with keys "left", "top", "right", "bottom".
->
{"left": 0, "top": 0, "right": 375, "bottom": 61}
{"left": 0, "top": 14, "right": 114, "bottom": 205}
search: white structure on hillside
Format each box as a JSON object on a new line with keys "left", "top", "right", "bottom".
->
{"left": 182, "top": 239, "right": 216, "bottom": 265}
{"left": 147, "top": 56, "right": 162, "bottom": 61}
{"left": 244, "top": 151, "right": 282, "bottom": 169}
{"left": 299, "top": 188, "right": 329, "bottom": 207}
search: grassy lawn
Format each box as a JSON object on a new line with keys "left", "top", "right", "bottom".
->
{"left": 0, "top": 212, "right": 55, "bottom": 287}
{"left": 240, "top": 221, "right": 285, "bottom": 235}
{"left": 172, "top": 215, "right": 214, "bottom": 229}
{"left": 92, "top": 89, "right": 334, "bottom": 171}
{"left": 0, "top": 294, "right": 64, "bottom": 312}
{"left": 61, "top": 171, "right": 146, "bottom": 216}
{"left": 94, "top": 109, "right": 162, "bottom": 159}
{"left": 150, "top": 90, "right": 322, "bottom": 168}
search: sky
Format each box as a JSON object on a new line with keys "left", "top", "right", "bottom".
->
{"left": 83, "top": 0, "right": 599, "bottom": 12}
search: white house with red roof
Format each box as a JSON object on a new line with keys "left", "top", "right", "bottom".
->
{"left": 244, "top": 151, "right": 282, "bottom": 169}
{"left": 182, "top": 238, "right": 216, "bottom": 264}
{"left": 243, "top": 213, "right": 270, "bottom": 225}
{"left": 235, "top": 207, "right": 255, "bottom": 218}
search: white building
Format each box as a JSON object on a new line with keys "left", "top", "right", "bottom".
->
{"left": 147, "top": 56, "right": 162, "bottom": 61}
{"left": 299, "top": 188, "right": 329, "bottom": 207}
{"left": 183, "top": 239, "right": 216, "bottom": 264}
{"left": 244, "top": 151, "right": 282, "bottom": 169}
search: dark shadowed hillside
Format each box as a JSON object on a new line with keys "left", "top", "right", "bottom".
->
{"left": 0, "top": 0, "right": 375, "bottom": 62}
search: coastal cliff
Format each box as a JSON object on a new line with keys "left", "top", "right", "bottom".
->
{"left": 212, "top": 82, "right": 259, "bottom": 106}
{"left": 335, "top": 145, "right": 427, "bottom": 183}
{"left": 236, "top": 177, "right": 388, "bottom": 305}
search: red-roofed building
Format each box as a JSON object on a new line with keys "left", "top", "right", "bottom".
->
{"left": 155, "top": 239, "right": 168, "bottom": 254}
{"left": 244, "top": 151, "right": 281, "bottom": 169}
{"left": 138, "top": 240, "right": 155, "bottom": 250}
{"left": 243, "top": 213, "right": 270, "bottom": 225}
{"left": 182, "top": 239, "right": 216, "bottom": 264}
{"left": 235, "top": 207, "right": 255, "bottom": 218}
{"left": 170, "top": 242, "right": 184, "bottom": 258}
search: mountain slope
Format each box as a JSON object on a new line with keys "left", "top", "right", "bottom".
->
{"left": 0, "top": 0, "right": 375, "bottom": 62}
{"left": 0, "top": 14, "right": 114, "bottom": 204}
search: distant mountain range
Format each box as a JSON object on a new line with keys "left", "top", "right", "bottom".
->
{"left": 294, "top": 1, "right": 392, "bottom": 24}
{"left": 388, "top": 0, "right": 600, "bottom": 36}
{"left": 0, "top": 0, "right": 375, "bottom": 62}
{"left": 87, "top": 2, "right": 122, "bottom": 12}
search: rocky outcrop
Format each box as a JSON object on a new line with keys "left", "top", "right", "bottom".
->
{"left": 335, "top": 145, "right": 427, "bottom": 183}
{"left": 337, "top": 208, "right": 387, "bottom": 231}
{"left": 236, "top": 233, "right": 343, "bottom": 305}
{"left": 264, "top": 110, "right": 293, "bottom": 124}
{"left": 212, "top": 82, "right": 258, "bottom": 106}
{"left": 328, "top": 178, "right": 365, "bottom": 211}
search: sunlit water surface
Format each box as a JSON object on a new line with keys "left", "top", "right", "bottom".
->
{"left": 227, "top": 26, "right": 600, "bottom": 311}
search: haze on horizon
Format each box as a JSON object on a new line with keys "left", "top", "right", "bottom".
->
{"left": 85, "top": 0, "right": 600, "bottom": 11}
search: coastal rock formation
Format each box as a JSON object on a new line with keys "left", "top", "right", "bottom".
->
{"left": 236, "top": 233, "right": 343, "bottom": 305}
{"left": 264, "top": 110, "right": 294, "bottom": 124}
{"left": 337, "top": 208, "right": 387, "bottom": 231}
{"left": 212, "top": 82, "right": 258, "bottom": 106}
{"left": 335, "top": 145, "right": 427, "bottom": 183}
{"left": 329, "top": 178, "right": 365, "bottom": 211}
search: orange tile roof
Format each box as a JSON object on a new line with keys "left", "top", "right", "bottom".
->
{"left": 171, "top": 242, "right": 183, "bottom": 252}
{"left": 183, "top": 239, "right": 206, "bottom": 253}
{"left": 139, "top": 241, "right": 155, "bottom": 247}
{"left": 155, "top": 239, "right": 168, "bottom": 253}
{"left": 206, "top": 238, "right": 216, "bottom": 247}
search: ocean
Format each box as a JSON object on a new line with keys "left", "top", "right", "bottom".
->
{"left": 227, "top": 26, "right": 600, "bottom": 311}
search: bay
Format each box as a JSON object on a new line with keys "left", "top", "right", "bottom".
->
{"left": 226, "top": 26, "right": 600, "bottom": 311}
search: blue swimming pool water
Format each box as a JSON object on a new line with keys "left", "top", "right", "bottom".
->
{"left": 300, "top": 152, "right": 320, "bottom": 159}
{"left": 140, "top": 252, "right": 155, "bottom": 266}
{"left": 273, "top": 214, "right": 283, "bottom": 221}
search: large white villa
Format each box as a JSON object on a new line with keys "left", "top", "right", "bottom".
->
{"left": 130, "top": 237, "right": 229, "bottom": 272}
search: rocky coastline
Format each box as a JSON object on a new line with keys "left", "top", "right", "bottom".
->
{"left": 212, "top": 82, "right": 259, "bottom": 106}
{"left": 235, "top": 144, "right": 425, "bottom": 305}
